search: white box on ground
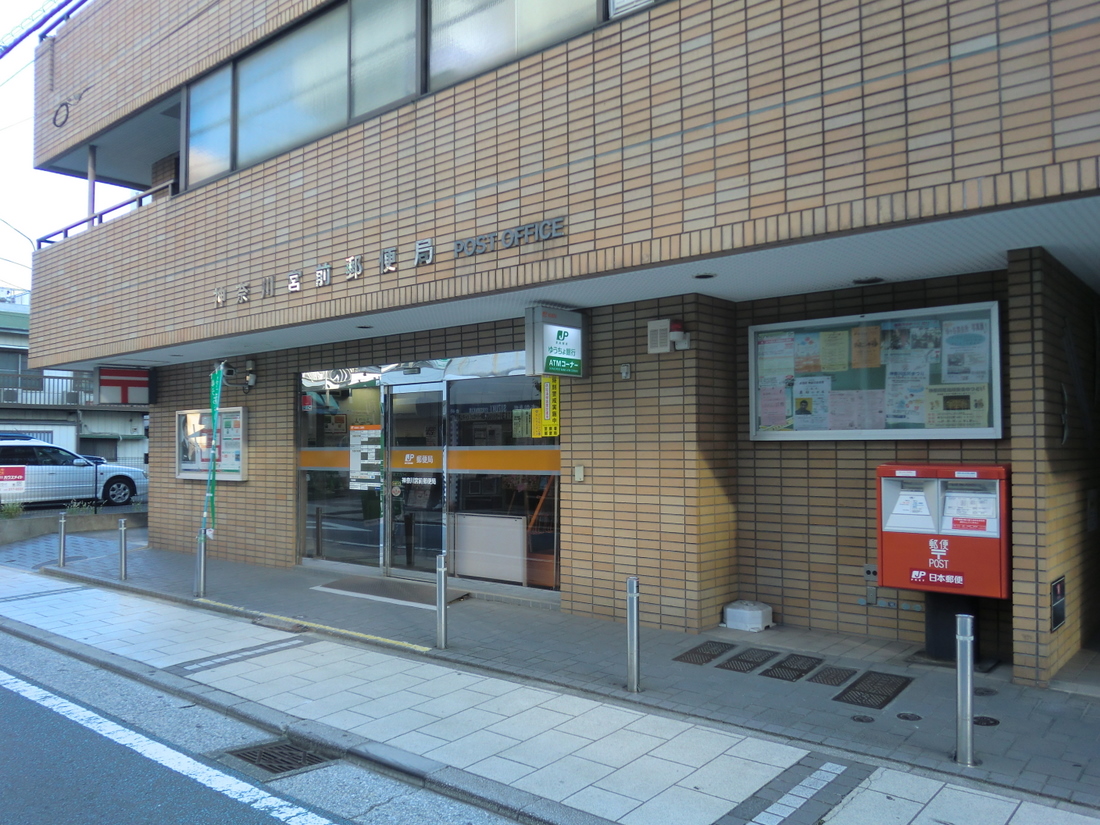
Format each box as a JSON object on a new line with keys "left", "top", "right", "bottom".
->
{"left": 723, "top": 600, "right": 774, "bottom": 632}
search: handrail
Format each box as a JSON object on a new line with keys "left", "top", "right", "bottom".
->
{"left": 36, "top": 179, "right": 176, "bottom": 248}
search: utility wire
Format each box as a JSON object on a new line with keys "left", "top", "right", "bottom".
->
{"left": 0, "top": 255, "right": 31, "bottom": 270}
{"left": 0, "top": 216, "right": 35, "bottom": 249}
{"left": 0, "top": 56, "right": 33, "bottom": 92}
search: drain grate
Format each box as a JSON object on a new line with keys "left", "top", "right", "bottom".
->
{"left": 717, "top": 647, "right": 779, "bottom": 673}
{"left": 228, "top": 741, "right": 333, "bottom": 775}
{"left": 833, "top": 671, "right": 913, "bottom": 710}
{"left": 808, "top": 666, "right": 858, "bottom": 687}
{"left": 760, "top": 654, "right": 823, "bottom": 682}
{"left": 673, "top": 641, "right": 736, "bottom": 665}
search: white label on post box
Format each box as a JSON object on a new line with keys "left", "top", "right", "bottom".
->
{"left": 955, "top": 471, "right": 978, "bottom": 478}
{"left": 895, "top": 470, "right": 917, "bottom": 476}
{"left": 893, "top": 493, "right": 931, "bottom": 516}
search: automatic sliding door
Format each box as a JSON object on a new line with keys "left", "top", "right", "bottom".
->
{"left": 384, "top": 383, "right": 445, "bottom": 576}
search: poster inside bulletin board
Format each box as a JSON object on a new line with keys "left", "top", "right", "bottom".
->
{"left": 749, "top": 301, "right": 1001, "bottom": 441}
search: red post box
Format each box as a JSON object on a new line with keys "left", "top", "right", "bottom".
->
{"left": 877, "top": 464, "right": 1010, "bottom": 599}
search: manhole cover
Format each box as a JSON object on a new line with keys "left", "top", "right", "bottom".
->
{"left": 808, "top": 666, "right": 857, "bottom": 687}
{"left": 974, "top": 716, "right": 1000, "bottom": 726}
{"left": 673, "top": 641, "right": 736, "bottom": 665}
{"left": 716, "top": 647, "right": 779, "bottom": 673}
{"left": 974, "top": 687, "right": 998, "bottom": 696}
{"left": 852, "top": 715, "right": 875, "bottom": 723}
{"left": 833, "top": 671, "right": 913, "bottom": 710}
{"left": 228, "top": 741, "right": 333, "bottom": 774}
{"left": 897, "top": 712, "right": 922, "bottom": 721}
{"left": 760, "top": 654, "right": 823, "bottom": 682}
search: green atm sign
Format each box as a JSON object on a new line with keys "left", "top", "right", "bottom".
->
{"left": 526, "top": 306, "right": 585, "bottom": 377}
{"left": 544, "top": 326, "right": 582, "bottom": 375}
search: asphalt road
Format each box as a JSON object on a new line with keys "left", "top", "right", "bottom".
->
{"left": 0, "top": 674, "right": 317, "bottom": 825}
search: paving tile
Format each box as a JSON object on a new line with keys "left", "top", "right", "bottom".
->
{"left": 572, "top": 728, "right": 664, "bottom": 768}
{"left": 555, "top": 705, "right": 644, "bottom": 740}
{"left": 486, "top": 706, "right": 573, "bottom": 740}
{"left": 912, "top": 786, "right": 1019, "bottom": 825}
{"left": 649, "top": 726, "right": 745, "bottom": 768}
{"left": 466, "top": 755, "right": 536, "bottom": 784}
{"left": 822, "top": 788, "right": 923, "bottom": 824}
{"left": 406, "top": 687, "right": 492, "bottom": 718}
{"left": 676, "top": 754, "right": 786, "bottom": 804}
{"left": 593, "top": 754, "right": 696, "bottom": 802}
{"left": 346, "top": 672, "right": 426, "bottom": 698}
{"left": 622, "top": 713, "right": 694, "bottom": 740}
{"left": 315, "top": 707, "right": 376, "bottom": 730}
{"left": 418, "top": 707, "right": 507, "bottom": 741}
{"left": 351, "top": 708, "right": 438, "bottom": 742}
{"left": 619, "top": 784, "right": 735, "bottom": 825}
{"left": 540, "top": 692, "right": 604, "bottom": 717}
{"left": 497, "top": 728, "right": 590, "bottom": 768}
{"left": 862, "top": 769, "right": 945, "bottom": 803}
{"left": 563, "top": 785, "right": 642, "bottom": 821}
{"left": 405, "top": 670, "right": 485, "bottom": 698}
{"left": 474, "top": 686, "right": 557, "bottom": 715}
{"left": 1008, "top": 803, "right": 1100, "bottom": 825}
{"left": 726, "top": 737, "right": 807, "bottom": 768}
{"left": 425, "top": 730, "right": 520, "bottom": 768}
{"left": 512, "top": 755, "right": 615, "bottom": 802}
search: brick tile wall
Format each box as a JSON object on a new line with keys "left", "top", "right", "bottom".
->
{"left": 30, "top": 0, "right": 1100, "bottom": 369}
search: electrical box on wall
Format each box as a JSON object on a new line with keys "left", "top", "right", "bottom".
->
{"left": 876, "top": 464, "right": 1010, "bottom": 599}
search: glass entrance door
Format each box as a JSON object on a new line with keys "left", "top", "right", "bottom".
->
{"left": 384, "top": 382, "right": 446, "bottom": 576}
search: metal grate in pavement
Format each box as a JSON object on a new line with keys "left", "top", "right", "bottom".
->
{"left": 760, "top": 654, "right": 823, "bottom": 682}
{"left": 717, "top": 647, "right": 779, "bottom": 673}
{"left": 673, "top": 641, "right": 736, "bottom": 665}
{"left": 808, "top": 666, "right": 858, "bottom": 687}
{"left": 832, "top": 671, "right": 912, "bottom": 709}
{"left": 228, "top": 741, "right": 334, "bottom": 775}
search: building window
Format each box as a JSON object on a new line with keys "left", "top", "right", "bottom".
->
{"left": 186, "top": 65, "right": 232, "bottom": 184}
{"left": 351, "top": 0, "right": 419, "bottom": 118}
{"left": 429, "top": 0, "right": 598, "bottom": 91}
{"left": 184, "top": 0, "right": 613, "bottom": 186}
{"left": 237, "top": 7, "right": 349, "bottom": 168}
{"left": 0, "top": 349, "right": 43, "bottom": 392}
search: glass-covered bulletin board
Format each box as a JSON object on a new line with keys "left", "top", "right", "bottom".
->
{"left": 176, "top": 407, "right": 248, "bottom": 480}
{"left": 749, "top": 301, "right": 1001, "bottom": 441}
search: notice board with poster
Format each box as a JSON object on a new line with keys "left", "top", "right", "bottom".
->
{"left": 749, "top": 301, "right": 1001, "bottom": 441}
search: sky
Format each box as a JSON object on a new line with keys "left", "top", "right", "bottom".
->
{"left": 0, "top": 0, "right": 131, "bottom": 296}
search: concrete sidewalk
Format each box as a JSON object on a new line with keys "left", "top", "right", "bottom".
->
{"left": 0, "top": 532, "right": 1098, "bottom": 825}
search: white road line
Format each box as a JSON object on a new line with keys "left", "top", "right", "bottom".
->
{"left": 0, "top": 668, "right": 335, "bottom": 825}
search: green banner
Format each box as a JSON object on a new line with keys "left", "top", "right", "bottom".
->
{"left": 203, "top": 365, "right": 224, "bottom": 532}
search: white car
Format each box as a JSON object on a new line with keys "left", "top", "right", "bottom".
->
{"left": 0, "top": 438, "right": 148, "bottom": 506}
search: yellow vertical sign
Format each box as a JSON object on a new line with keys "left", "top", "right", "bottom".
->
{"left": 532, "top": 375, "right": 560, "bottom": 438}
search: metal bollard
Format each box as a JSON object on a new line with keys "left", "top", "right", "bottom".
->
{"left": 58, "top": 511, "right": 67, "bottom": 568}
{"left": 195, "top": 531, "right": 206, "bottom": 597}
{"left": 626, "top": 576, "right": 640, "bottom": 693}
{"left": 118, "top": 518, "right": 128, "bottom": 581}
{"left": 436, "top": 554, "right": 448, "bottom": 649}
{"left": 954, "top": 613, "right": 979, "bottom": 766}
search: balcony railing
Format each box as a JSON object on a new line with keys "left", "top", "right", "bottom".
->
{"left": 0, "top": 372, "right": 97, "bottom": 406}
{"left": 36, "top": 180, "right": 177, "bottom": 248}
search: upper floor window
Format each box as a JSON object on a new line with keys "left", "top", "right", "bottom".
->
{"left": 429, "top": 0, "right": 598, "bottom": 90}
{"left": 237, "top": 10, "right": 349, "bottom": 168}
{"left": 185, "top": 0, "right": 614, "bottom": 187}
